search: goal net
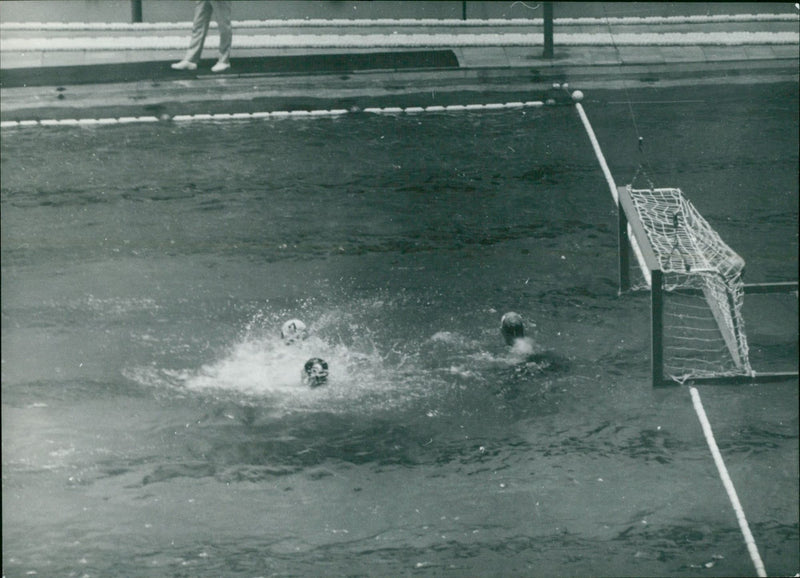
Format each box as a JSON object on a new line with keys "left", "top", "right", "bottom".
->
{"left": 623, "top": 186, "right": 753, "bottom": 384}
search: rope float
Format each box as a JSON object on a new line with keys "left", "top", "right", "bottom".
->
{"left": 1, "top": 14, "right": 797, "bottom": 32}
{"left": 689, "top": 387, "right": 767, "bottom": 577}
{"left": 0, "top": 100, "right": 546, "bottom": 129}
{"left": 2, "top": 14, "right": 797, "bottom": 32}
{"left": 3, "top": 31, "right": 797, "bottom": 52}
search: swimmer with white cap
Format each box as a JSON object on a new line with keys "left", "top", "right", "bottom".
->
{"left": 281, "top": 319, "right": 308, "bottom": 345}
{"left": 500, "top": 311, "right": 567, "bottom": 372}
{"left": 501, "top": 312, "right": 525, "bottom": 346}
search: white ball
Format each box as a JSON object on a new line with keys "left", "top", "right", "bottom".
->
{"left": 571, "top": 90, "right": 584, "bottom": 102}
{"left": 281, "top": 319, "right": 308, "bottom": 344}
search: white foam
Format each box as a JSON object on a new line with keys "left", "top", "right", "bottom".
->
{"left": 510, "top": 336, "right": 535, "bottom": 357}
{"left": 185, "top": 335, "right": 322, "bottom": 395}
{"left": 124, "top": 304, "right": 557, "bottom": 414}
{"left": 430, "top": 331, "right": 462, "bottom": 344}
{"left": 127, "top": 326, "right": 419, "bottom": 414}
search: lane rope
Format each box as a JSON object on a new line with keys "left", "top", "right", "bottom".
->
{"left": 2, "top": 31, "right": 798, "bottom": 52}
{"left": 689, "top": 387, "right": 767, "bottom": 578}
{"left": 0, "top": 100, "right": 544, "bottom": 129}
{"left": 1, "top": 13, "right": 796, "bottom": 31}
{"left": 574, "top": 100, "right": 651, "bottom": 287}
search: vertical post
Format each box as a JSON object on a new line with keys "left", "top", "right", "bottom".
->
{"left": 462, "top": 1, "right": 467, "bottom": 21}
{"left": 131, "top": 0, "right": 143, "bottom": 23}
{"left": 543, "top": 2, "right": 554, "bottom": 59}
{"left": 618, "top": 203, "right": 631, "bottom": 293}
{"left": 651, "top": 269, "right": 664, "bottom": 387}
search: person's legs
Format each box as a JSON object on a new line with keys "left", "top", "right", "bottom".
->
{"left": 211, "top": 0, "right": 232, "bottom": 65}
{"left": 184, "top": 0, "right": 213, "bottom": 63}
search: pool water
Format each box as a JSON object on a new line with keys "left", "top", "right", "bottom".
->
{"left": 2, "top": 82, "right": 797, "bottom": 576}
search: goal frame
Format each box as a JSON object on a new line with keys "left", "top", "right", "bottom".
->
{"left": 616, "top": 185, "right": 798, "bottom": 387}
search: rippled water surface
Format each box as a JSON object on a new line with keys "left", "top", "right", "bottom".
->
{"left": 2, "top": 82, "right": 798, "bottom": 576}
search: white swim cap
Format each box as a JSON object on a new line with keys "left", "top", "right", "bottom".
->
{"left": 281, "top": 319, "right": 308, "bottom": 344}
{"left": 501, "top": 312, "right": 525, "bottom": 346}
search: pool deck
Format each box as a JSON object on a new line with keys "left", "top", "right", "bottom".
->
{"left": 0, "top": 13, "right": 798, "bottom": 122}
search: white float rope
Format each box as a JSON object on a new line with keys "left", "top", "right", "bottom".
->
{"left": 1, "top": 13, "right": 796, "bottom": 31}
{"left": 0, "top": 100, "right": 545, "bottom": 129}
{"left": 574, "top": 100, "right": 651, "bottom": 288}
{"left": 2, "top": 31, "right": 797, "bottom": 52}
{"left": 689, "top": 387, "right": 768, "bottom": 577}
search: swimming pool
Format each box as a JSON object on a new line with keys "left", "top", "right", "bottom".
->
{"left": 2, "top": 81, "right": 797, "bottom": 576}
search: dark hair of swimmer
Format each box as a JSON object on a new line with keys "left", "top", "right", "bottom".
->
{"left": 501, "top": 312, "right": 524, "bottom": 346}
{"left": 303, "top": 357, "right": 329, "bottom": 388}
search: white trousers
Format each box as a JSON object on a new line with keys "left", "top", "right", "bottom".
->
{"left": 183, "top": 0, "right": 232, "bottom": 64}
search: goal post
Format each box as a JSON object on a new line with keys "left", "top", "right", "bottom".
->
{"left": 616, "top": 185, "right": 798, "bottom": 386}
{"left": 617, "top": 184, "right": 664, "bottom": 386}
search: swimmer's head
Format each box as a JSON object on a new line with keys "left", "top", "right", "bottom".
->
{"left": 302, "top": 357, "right": 328, "bottom": 388}
{"left": 281, "top": 319, "right": 308, "bottom": 345}
{"left": 501, "top": 312, "right": 525, "bottom": 346}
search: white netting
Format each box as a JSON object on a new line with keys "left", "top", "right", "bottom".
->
{"left": 627, "top": 186, "right": 753, "bottom": 383}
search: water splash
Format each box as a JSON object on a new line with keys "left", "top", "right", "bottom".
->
{"left": 124, "top": 300, "right": 569, "bottom": 418}
{"left": 125, "top": 307, "right": 441, "bottom": 415}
